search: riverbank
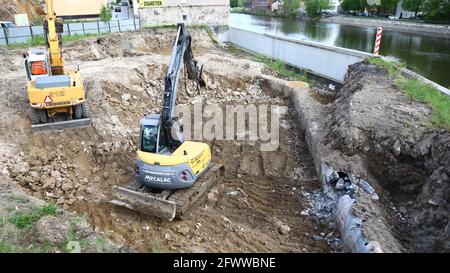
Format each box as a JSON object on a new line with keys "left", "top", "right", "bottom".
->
{"left": 231, "top": 11, "right": 450, "bottom": 38}
{"left": 231, "top": 9, "right": 300, "bottom": 19}
{"left": 229, "top": 13, "right": 450, "bottom": 88}
{"left": 322, "top": 16, "right": 450, "bottom": 38}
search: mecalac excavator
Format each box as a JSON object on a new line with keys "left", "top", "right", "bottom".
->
{"left": 23, "top": 0, "right": 90, "bottom": 133}
{"left": 111, "top": 23, "right": 224, "bottom": 221}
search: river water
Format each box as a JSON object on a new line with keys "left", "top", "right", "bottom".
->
{"left": 229, "top": 13, "right": 450, "bottom": 87}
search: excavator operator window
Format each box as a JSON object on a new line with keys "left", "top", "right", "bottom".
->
{"left": 141, "top": 125, "right": 158, "bottom": 154}
{"left": 30, "top": 61, "right": 47, "bottom": 75}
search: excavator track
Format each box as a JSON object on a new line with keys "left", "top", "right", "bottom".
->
{"left": 111, "top": 164, "right": 224, "bottom": 221}
{"left": 171, "top": 164, "right": 224, "bottom": 218}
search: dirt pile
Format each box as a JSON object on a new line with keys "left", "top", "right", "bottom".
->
{"left": 0, "top": 0, "right": 43, "bottom": 22}
{"left": 0, "top": 172, "right": 121, "bottom": 253}
{"left": 63, "top": 28, "right": 216, "bottom": 62}
{"left": 323, "top": 61, "right": 449, "bottom": 252}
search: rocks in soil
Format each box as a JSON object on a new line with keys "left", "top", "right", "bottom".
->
{"left": 14, "top": 162, "right": 29, "bottom": 174}
{"left": 278, "top": 225, "right": 291, "bottom": 235}
{"left": 121, "top": 93, "right": 131, "bottom": 102}
{"left": 35, "top": 216, "right": 69, "bottom": 244}
{"left": 359, "top": 178, "right": 376, "bottom": 195}
{"left": 312, "top": 235, "right": 323, "bottom": 241}
{"left": 176, "top": 224, "right": 190, "bottom": 236}
{"left": 335, "top": 179, "right": 345, "bottom": 190}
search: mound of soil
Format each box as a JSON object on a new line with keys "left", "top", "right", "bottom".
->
{"left": 0, "top": 0, "right": 43, "bottom": 22}
{"left": 324, "top": 61, "right": 449, "bottom": 252}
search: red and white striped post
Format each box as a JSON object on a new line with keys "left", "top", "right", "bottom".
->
{"left": 373, "top": 27, "right": 383, "bottom": 55}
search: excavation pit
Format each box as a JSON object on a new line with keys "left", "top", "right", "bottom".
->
{"left": 0, "top": 29, "right": 341, "bottom": 253}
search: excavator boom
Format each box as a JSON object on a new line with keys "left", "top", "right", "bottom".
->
{"left": 161, "top": 23, "right": 206, "bottom": 148}
{"left": 44, "top": 0, "right": 64, "bottom": 74}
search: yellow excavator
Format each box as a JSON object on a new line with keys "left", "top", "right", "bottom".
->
{"left": 23, "top": 0, "right": 90, "bottom": 133}
{"left": 111, "top": 23, "right": 224, "bottom": 221}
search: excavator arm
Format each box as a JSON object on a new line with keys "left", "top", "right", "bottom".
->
{"left": 43, "top": 0, "right": 64, "bottom": 75}
{"left": 160, "top": 23, "right": 206, "bottom": 149}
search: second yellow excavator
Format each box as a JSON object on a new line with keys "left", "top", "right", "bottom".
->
{"left": 23, "top": 0, "right": 90, "bottom": 133}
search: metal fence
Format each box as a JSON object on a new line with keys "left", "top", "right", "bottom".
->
{"left": 0, "top": 18, "right": 141, "bottom": 46}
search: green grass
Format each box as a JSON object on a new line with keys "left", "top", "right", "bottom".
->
{"left": 368, "top": 57, "right": 450, "bottom": 129}
{"left": 2, "top": 33, "right": 107, "bottom": 49}
{"left": 262, "top": 57, "right": 308, "bottom": 82}
{"left": 8, "top": 204, "right": 58, "bottom": 229}
{"left": 7, "top": 195, "right": 29, "bottom": 204}
{"left": 401, "top": 79, "right": 450, "bottom": 128}
{"left": 226, "top": 44, "right": 308, "bottom": 83}
{"left": 143, "top": 24, "right": 178, "bottom": 30}
{"left": 0, "top": 242, "right": 17, "bottom": 253}
{"left": 202, "top": 25, "right": 218, "bottom": 45}
{"left": 231, "top": 7, "right": 245, "bottom": 13}
{"left": 151, "top": 242, "right": 159, "bottom": 253}
{"left": 62, "top": 33, "right": 107, "bottom": 43}
{"left": 368, "top": 57, "right": 405, "bottom": 77}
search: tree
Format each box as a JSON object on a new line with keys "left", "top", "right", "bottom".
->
{"left": 340, "top": 0, "right": 367, "bottom": 11}
{"left": 376, "top": 0, "right": 400, "bottom": 14}
{"left": 422, "top": 0, "right": 450, "bottom": 21}
{"left": 305, "top": 0, "right": 331, "bottom": 17}
{"left": 230, "top": 0, "right": 245, "bottom": 8}
{"left": 100, "top": 5, "right": 112, "bottom": 22}
{"left": 402, "top": 0, "right": 424, "bottom": 17}
{"left": 284, "top": 0, "right": 301, "bottom": 16}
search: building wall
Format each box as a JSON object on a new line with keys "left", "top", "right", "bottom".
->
{"left": 139, "top": 0, "right": 228, "bottom": 6}
{"left": 244, "top": 0, "right": 271, "bottom": 11}
{"left": 138, "top": 0, "right": 229, "bottom": 26}
{"left": 395, "top": 1, "right": 416, "bottom": 19}
{"left": 53, "top": 0, "right": 108, "bottom": 17}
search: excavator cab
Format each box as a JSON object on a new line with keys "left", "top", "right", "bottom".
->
{"left": 24, "top": 50, "right": 51, "bottom": 81}
{"left": 140, "top": 114, "right": 171, "bottom": 155}
{"left": 30, "top": 61, "right": 48, "bottom": 76}
{"left": 141, "top": 125, "right": 159, "bottom": 154}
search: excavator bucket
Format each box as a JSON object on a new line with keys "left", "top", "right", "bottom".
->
{"left": 32, "top": 118, "right": 91, "bottom": 134}
{"left": 111, "top": 164, "right": 224, "bottom": 221}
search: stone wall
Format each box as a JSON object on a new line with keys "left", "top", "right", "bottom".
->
{"left": 138, "top": 3, "right": 229, "bottom": 27}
